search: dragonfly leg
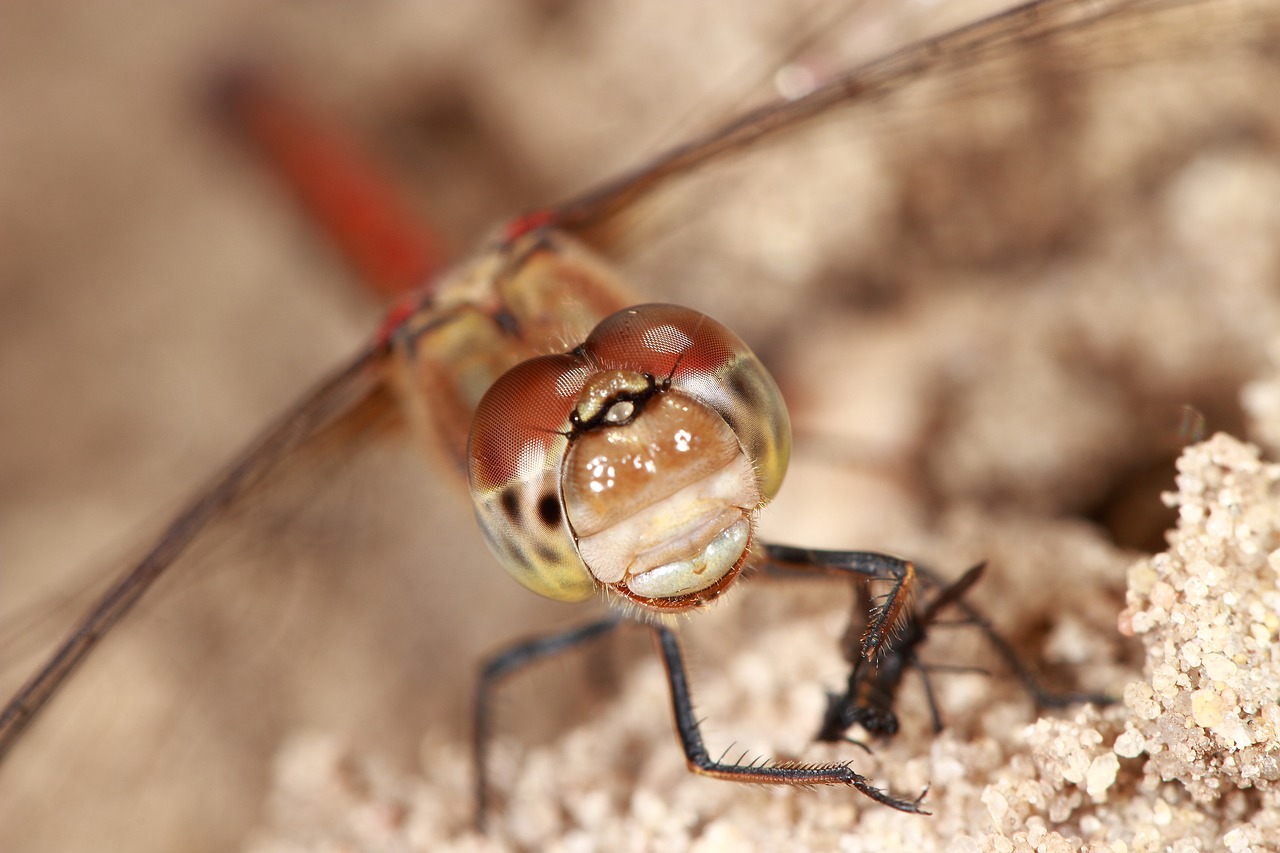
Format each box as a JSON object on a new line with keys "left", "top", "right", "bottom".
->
{"left": 816, "top": 656, "right": 904, "bottom": 743}
{"left": 651, "top": 624, "right": 928, "bottom": 814}
{"left": 759, "top": 544, "right": 917, "bottom": 661}
{"left": 945, "top": 593, "right": 1117, "bottom": 712}
{"left": 814, "top": 563, "right": 972, "bottom": 744}
{"left": 472, "top": 615, "right": 623, "bottom": 829}
{"left": 916, "top": 660, "right": 946, "bottom": 735}
{"left": 819, "top": 561, "right": 1114, "bottom": 744}
{"left": 916, "top": 563, "right": 1116, "bottom": 710}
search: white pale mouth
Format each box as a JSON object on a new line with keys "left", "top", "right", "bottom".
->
{"left": 625, "top": 516, "right": 750, "bottom": 598}
{"left": 573, "top": 454, "right": 758, "bottom": 596}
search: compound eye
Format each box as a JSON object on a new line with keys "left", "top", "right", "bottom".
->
{"left": 467, "top": 303, "right": 791, "bottom": 614}
{"left": 468, "top": 354, "right": 596, "bottom": 603}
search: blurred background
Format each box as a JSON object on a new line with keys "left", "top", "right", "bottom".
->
{"left": 3, "top": 0, "right": 1280, "bottom": 849}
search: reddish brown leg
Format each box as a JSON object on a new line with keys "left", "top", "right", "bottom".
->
{"left": 652, "top": 625, "right": 928, "bottom": 813}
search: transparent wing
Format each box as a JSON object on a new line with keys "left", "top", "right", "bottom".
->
{"left": 534, "top": 0, "right": 1274, "bottom": 242}
{"left": 0, "top": 352, "right": 595, "bottom": 851}
{"left": 0, "top": 345, "right": 391, "bottom": 757}
{"left": 3, "top": 0, "right": 1279, "bottom": 850}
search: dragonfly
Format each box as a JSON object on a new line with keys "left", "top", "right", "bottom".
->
{"left": 3, "top": 0, "right": 1278, "bottom": 849}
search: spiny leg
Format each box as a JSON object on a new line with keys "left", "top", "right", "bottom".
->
{"left": 651, "top": 624, "right": 928, "bottom": 814}
{"left": 472, "top": 615, "right": 622, "bottom": 828}
{"left": 818, "top": 562, "right": 986, "bottom": 742}
{"left": 760, "top": 544, "right": 917, "bottom": 661}
{"left": 821, "top": 561, "right": 1114, "bottom": 744}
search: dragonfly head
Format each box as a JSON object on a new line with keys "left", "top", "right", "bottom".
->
{"left": 468, "top": 304, "right": 791, "bottom": 614}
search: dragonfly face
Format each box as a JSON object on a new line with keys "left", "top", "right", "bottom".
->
{"left": 4, "top": 0, "right": 1280, "bottom": 850}
{"left": 468, "top": 301, "right": 791, "bottom": 609}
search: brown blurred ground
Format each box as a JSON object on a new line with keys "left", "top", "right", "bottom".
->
{"left": 3, "top": 0, "right": 1280, "bottom": 851}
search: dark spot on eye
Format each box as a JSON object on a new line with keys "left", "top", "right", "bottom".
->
{"left": 538, "top": 494, "right": 562, "bottom": 526}
{"left": 727, "top": 368, "right": 757, "bottom": 406}
{"left": 500, "top": 488, "right": 520, "bottom": 520}
{"left": 535, "top": 542, "right": 559, "bottom": 565}
{"left": 500, "top": 534, "right": 533, "bottom": 571}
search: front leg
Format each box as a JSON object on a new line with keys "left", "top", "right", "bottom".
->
{"left": 473, "top": 615, "right": 623, "bottom": 828}
{"left": 760, "top": 543, "right": 917, "bottom": 661}
{"left": 651, "top": 624, "right": 928, "bottom": 814}
{"left": 819, "top": 561, "right": 1115, "bottom": 745}
{"left": 818, "top": 562, "right": 986, "bottom": 743}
